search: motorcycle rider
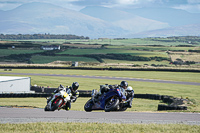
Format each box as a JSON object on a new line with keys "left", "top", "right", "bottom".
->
{"left": 118, "top": 81, "right": 134, "bottom": 108}
{"left": 47, "top": 82, "right": 79, "bottom": 111}
{"left": 65, "top": 82, "right": 79, "bottom": 111}
{"left": 109, "top": 81, "right": 134, "bottom": 108}
{"left": 124, "top": 86, "right": 134, "bottom": 108}
{"left": 92, "top": 84, "right": 110, "bottom": 102}
{"left": 119, "top": 81, "right": 128, "bottom": 95}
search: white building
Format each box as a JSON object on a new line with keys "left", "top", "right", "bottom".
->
{"left": 41, "top": 45, "right": 60, "bottom": 50}
{"left": 0, "top": 76, "right": 31, "bottom": 93}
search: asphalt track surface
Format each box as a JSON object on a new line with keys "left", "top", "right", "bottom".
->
{"left": 0, "top": 107, "right": 200, "bottom": 125}
{"left": 0, "top": 72, "right": 200, "bottom": 86}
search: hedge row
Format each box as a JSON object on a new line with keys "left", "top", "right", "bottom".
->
{"left": 1, "top": 66, "right": 200, "bottom": 72}
{"left": 0, "top": 93, "right": 91, "bottom": 98}
{"left": 158, "top": 104, "right": 187, "bottom": 111}
{"left": 0, "top": 93, "right": 51, "bottom": 98}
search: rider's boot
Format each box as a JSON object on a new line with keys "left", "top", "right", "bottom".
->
{"left": 65, "top": 101, "right": 71, "bottom": 111}
{"left": 123, "top": 101, "right": 132, "bottom": 108}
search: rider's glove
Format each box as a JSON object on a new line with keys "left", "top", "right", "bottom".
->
{"left": 122, "top": 95, "right": 126, "bottom": 101}
{"left": 70, "top": 96, "right": 77, "bottom": 102}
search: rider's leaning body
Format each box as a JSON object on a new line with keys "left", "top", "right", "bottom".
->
{"left": 65, "top": 82, "right": 79, "bottom": 110}
{"left": 47, "top": 82, "right": 79, "bottom": 111}
{"left": 118, "top": 81, "right": 134, "bottom": 108}
{"left": 93, "top": 81, "right": 134, "bottom": 108}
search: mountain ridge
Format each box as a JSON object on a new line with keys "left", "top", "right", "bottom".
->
{"left": 0, "top": 2, "right": 126, "bottom": 38}
{"left": 0, "top": 2, "right": 199, "bottom": 38}
{"left": 131, "top": 23, "right": 200, "bottom": 38}
{"left": 123, "top": 7, "right": 200, "bottom": 27}
{"left": 80, "top": 6, "right": 169, "bottom": 33}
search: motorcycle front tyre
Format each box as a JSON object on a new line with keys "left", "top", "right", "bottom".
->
{"left": 84, "top": 99, "right": 93, "bottom": 112}
{"left": 51, "top": 99, "right": 63, "bottom": 111}
{"left": 104, "top": 98, "right": 119, "bottom": 112}
{"left": 44, "top": 105, "right": 50, "bottom": 111}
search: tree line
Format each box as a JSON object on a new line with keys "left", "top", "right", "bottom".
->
{"left": 0, "top": 34, "right": 89, "bottom": 40}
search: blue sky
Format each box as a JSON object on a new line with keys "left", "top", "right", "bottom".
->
{"left": 0, "top": 0, "right": 200, "bottom": 13}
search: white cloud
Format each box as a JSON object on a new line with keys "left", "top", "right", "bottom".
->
{"left": 117, "top": 0, "right": 139, "bottom": 5}
{"left": 1, "top": 0, "right": 200, "bottom": 13}
{"left": 0, "top": 0, "right": 82, "bottom": 11}
{"left": 0, "top": 2, "right": 21, "bottom": 10}
{"left": 174, "top": 4, "right": 200, "bottom": 13}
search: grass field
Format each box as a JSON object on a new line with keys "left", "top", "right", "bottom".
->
{"left": 31, "top": 55, "right": 99, "bottom": 64}
{"left": 169, "top": 52, "right": 200, "bottom": 62}
{"left": 1, "top": 38, "right": 200, "bottom": 68}
{"left": 107, "top": 45, "right": 196, "bottom": 51}
{"left": 62, "top": 38, "right": 200, "bottom": 46}
{"left": 102, "top": 59, "right": 171, "bottom": 66}
{"left": 58, "top": 49, "right": 169, "bottom": 58}
{"left": 0, "top": 49, "right": 43, "bottom": 57}
{"left": 3, "top": 69, "right": 199, "bottom": 83}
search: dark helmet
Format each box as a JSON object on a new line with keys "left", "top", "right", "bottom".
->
{"left": 120, "top": 81, "right": 128, "bottom": 88}
{"left": 72, "top": 82, "right": 79, "bottom": 92}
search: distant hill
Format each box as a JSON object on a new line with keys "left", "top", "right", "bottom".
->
{"left": 123, "top": 7, "right": 200, "bottom": 27}
{"left": 0, "top": 2, "right": 199, "bottom": 38}
{"left": 80, "top": 6, "right": 169, "bottom": 34}
{"left": 131, "top": 23, "right": 200, "bottom": 38}
{"left": 0, "top": 2, "right": 125, "bottom": 38}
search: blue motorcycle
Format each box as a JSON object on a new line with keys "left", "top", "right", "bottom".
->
{"left": 84, "top": 86, "right": 128, "bottom": 112}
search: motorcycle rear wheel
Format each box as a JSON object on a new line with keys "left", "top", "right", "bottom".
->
{"left": 118, "top": 107, "right": 127, "bottom": 111}
{"left": 104, "top": 97, "right": 119, "bottom": 112}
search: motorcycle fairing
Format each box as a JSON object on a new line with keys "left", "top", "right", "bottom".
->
{"left": 99, "top": 88, "right": 122, "bottom": 109}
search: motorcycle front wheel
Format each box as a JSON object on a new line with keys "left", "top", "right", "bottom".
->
{"left": 104, "top": 97, "right": 119, "bottom": 112}
{"left": 44, "top": 105, "right": 50, "bottom": 111}
{"left": 51, "top": 98, "right": 63, "bottom": 111}
{"left": 84, "top": 99, "right": 94, "bottom": 112}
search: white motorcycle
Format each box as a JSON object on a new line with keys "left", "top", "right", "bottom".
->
{"left": 44, "top": 85, "right": 72, "bottom": 111}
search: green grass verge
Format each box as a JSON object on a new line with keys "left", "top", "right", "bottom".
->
{"left": 0, "top": 122, "right": 199, "bottom": 133}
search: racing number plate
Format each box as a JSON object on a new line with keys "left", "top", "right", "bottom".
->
{"left": 63, "top": 92, "right": 68, "bottom": 98}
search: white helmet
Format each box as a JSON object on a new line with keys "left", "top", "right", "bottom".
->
{"left": 126, "top": 86, "right": 133, "bottom": 91}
